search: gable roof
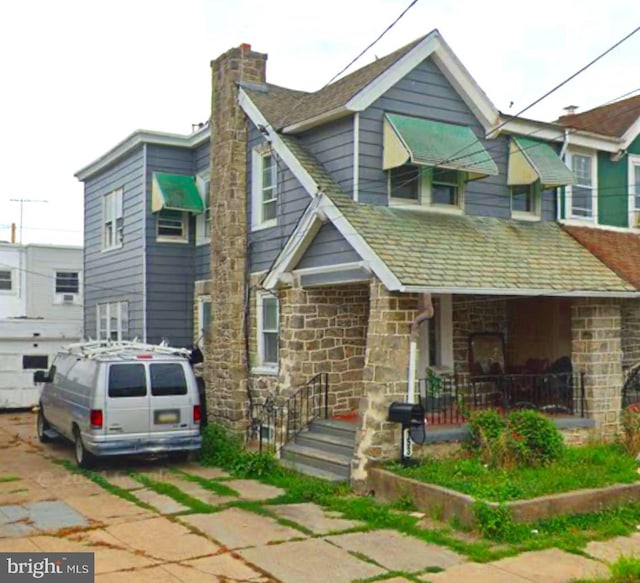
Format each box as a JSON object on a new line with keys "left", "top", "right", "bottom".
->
{"left": 242, "top": 30, "right": 499, "bottom": 133}
{"left": 563, "top": 225, "right": 640, "bottom": 289}
{"left": 557, "top": 95, "right": 640, "bottom": 138}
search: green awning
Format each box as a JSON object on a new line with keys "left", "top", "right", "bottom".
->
{"left": 508, "top": 136, "right": 576, "bottom": 188}
{"left": 383, "top": 113, "right": 499, "bottom": 179}
{"left": 151, "top": 173, "right": 204, "bottom": 213}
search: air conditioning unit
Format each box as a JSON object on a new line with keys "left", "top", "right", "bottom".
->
{"left": 62, "top": 294, "right": 75, "bottom": 303}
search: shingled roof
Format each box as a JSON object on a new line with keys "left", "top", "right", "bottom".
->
{"left": 557, "top": 95, "right": 640, "bottom": 138}
{"left": 242, "top": 35, "right": 427, "bottom": 130}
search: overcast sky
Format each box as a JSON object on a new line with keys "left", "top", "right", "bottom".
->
{"left": 1, "top": 0, "right": 638, "bottom": 246}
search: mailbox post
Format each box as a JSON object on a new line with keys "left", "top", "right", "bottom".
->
{"left": 387, "top": 402, "right": 426, "bottom": 466}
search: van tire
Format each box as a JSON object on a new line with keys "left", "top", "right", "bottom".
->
{"left": 73, "top": 431, "right": 94, "bottom": 469}
{"left": 37, "top": 408, "right": 51, "bottom": 443}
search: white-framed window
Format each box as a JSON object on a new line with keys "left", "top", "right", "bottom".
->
{"left": 0, "top": 270, "right": 12, "bottom": 292}
{"left": 388, "top": 165, "right": 465, "bottom": 211}
{"left": 629, "top": 154, "right": 640, "bottom": 228}
{"left": 251, "top": 148, "right": 277, "bottom": 230}
{"left": 566, "top": 151, "right": 597, "bottom": 220}
{"left": 55, "top": 271, "right": 79, "bottom": 294}
{"left": 255, "top": 292, "right": 279, "bottom": 373}
{"left": 103, "top": 188, "right": 124, "bottom": 250}
{"left": 97, "top": 301, "right": 129, "bottom": 341}
{"left": 417, "top": 295, "right": 454, "bottom": 377}
{"left": 197, "top": 295, "right": 212, "bottom": 348}
{"left": 156, "top": 210, "right": 188, "bottom": 242}
{"left": 196, "top": 173, "right": 211, "bottom": 244}
{"left": 510, "top": 182, "right": 540, "bottom": 219}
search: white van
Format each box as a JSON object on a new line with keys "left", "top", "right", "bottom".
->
{"left": 35, "top": 341, "right": 202, "bottom": 468}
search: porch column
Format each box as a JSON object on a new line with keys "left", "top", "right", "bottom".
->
{"left": 352, "top": 278, "right": 418, "bottom": 486}
{"left": 571, "top": 298, "right": 623, "bottom": 438}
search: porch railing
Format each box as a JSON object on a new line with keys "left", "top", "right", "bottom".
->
{"left": 418, "top": 371, "right": 586, "bottom": 425}
{"left": 622, "top": 364, "right": 640, "bottom": 410}
{"left": 249, "top": 373, "right": 329, "bottom": 455}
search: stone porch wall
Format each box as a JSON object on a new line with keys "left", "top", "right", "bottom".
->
{"left": 276, "top": 280, "right": 369, "bottom": 415}
{"left": 621, "top": 298, "right": 640, "bottom": 371}
{"left": 452, "top": 295, "right": 507, "bottom": 373}
{"left": 571, "top": 298, "right": 624, "bottom": 438}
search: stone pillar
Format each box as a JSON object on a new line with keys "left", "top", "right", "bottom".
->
{"left": 571, "top": 298, "right": 623, "bottom": 438}
{"left": 351, "top": 279, "right": 418, "bottom": 487}
{"left": 206, "top": 44, "right": 267, "bottom": 431}
{"left": 621, "top": 299, "right": 640, "bottom": 370}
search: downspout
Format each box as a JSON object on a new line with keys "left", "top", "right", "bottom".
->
{"left": 353, "top": 113, "right": 360, "bottom": 202}
{"left": 558, "top": 129, "right": 570, "bottom": 221}
{"left": 408, "top": 293, "right": 434, "bottom": 403}
{"left": 142, "top": 143, "right": 148, "bottom": 342}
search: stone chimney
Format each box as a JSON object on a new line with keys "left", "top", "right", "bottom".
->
{"left": 207, "top": 44, "right": 267, "bottom": 431}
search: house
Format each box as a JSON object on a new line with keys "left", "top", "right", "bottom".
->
{"left": 74, "top": 127, "right": 212, "bottom": 349}
{"left": 0, "top": 242, "right": 83, "bottom": 407}
{"left": 204, "top": 33, "right": 640, "bottom": 482}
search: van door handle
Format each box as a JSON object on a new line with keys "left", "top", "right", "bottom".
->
{"left": 108, "top": 424, "right": 123, "bottom": 432}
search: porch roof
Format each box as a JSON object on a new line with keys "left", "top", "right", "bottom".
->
{"left": 327, "top": 196, "right": 637, "bottom": 294}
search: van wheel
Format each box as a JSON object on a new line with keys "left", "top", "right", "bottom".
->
{"left": 37, "top": 409, "right": 51, "bottom": 443}
{"left": 74, "top": 431, "right": 94, "bottom": 469}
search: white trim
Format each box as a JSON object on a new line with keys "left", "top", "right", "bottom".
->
{"left": 345, "top": 31, "right": 499, "bottom": 132}
{"left": 75, "top": 127, "right": 210, "bottom": 181}
{"left": 497, "top": 117, "right": 622, "bottom": 153}
{"left": 251, "top": 148, "right": 278, "bottom": 231}
{"left": 239, "top": 89, "right": 320, "bottom": 197}
{"left": 628, "top": 154, "right": 640, "bottom": 228}
{"left": 565, "top": 149, "right": 598, "bottom": 222}
{"left": 292, "top": 261, "right": 371, "bottom": 278}
{"left": 621, "top": 116, "right": 640, "bottom": 151}
{"left": 353, "top": 113, "right": 360, "bottom": 201}
{"left": 398, "top": 285, "right": 639, "bottom": 298}
{"left": 142, "top": 144, "right": 147, "bottom": 342}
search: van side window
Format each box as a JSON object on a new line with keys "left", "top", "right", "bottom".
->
{"left": 108, "top": 364, "right": 147, "bottom": 398}
{"left": 150, "top": 363, "right": 188, "bottom": 396}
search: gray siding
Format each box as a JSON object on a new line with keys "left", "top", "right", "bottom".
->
{"left": 358, "top": 57, "right": 514, "bottom": 219}
{"left": 299, "top": 117, "right": 354, "bottom": 194}
{"left": 194, "top": 141, "right": 210, "bottom": 175}
{"left": 295, "top": 223, "right": 361, "bottom": 270}
{"left": 194, "top": 139, "right": 211, "bottom": 280}
{"left": 247, "top": 125, "right": 312, "bottom": 272}
{"left": 83, "top": 147, "right": 145, "bottom": 340}
{"left": 144, "top": 144, "right": 196, "bottom": 347}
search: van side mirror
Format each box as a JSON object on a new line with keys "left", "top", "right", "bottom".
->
{"left": 33, "top": 370, "right": 48, "bottom": 384}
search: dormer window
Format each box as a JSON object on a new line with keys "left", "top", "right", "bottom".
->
{"left": 431, "top": 169, "right": 461, "bottom": 206}
{"left": 564, "top": 151, "right": 597, "bottom": 221}
{"left": 251, "top": 147, "right": 278, "bottom": 230}
{"left": 387, "top": 165, "right": 465, "bottom": 209}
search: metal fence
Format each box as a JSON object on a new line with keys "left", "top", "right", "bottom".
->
{"left": 418, "top": 371, "right": 586, "bottom": 425}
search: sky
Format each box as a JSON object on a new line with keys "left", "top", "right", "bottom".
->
{"left": 0, "top": 0, "right": 638, "bottom": 246}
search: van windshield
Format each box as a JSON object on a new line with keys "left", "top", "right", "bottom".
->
{"left": 108, "top": 364, "right": 147, "bottom": 398}
{"left": 150, "top": 363, "right": 188, "bottom": 396}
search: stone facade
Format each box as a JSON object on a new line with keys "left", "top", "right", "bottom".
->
{"left": 352, "top": 279, "right": 419, "bottom": 485}
{"left": 206, "top": 44, "right": 267, "bottom": 432}
{"left": 571, "top": 298, "right": 624, "bottom": 438}
{"left": 276, "top": 279, "right": 369, "bottom": 415}
{"left": 452, "top": 295, "right": 507, "bottom": 373}
{"left": 621, "top": 298, "right": 640, "bottom": 370}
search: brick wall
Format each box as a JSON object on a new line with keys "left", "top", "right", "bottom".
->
{"left": 621, "top": 299, "right": 640, "bottom": 371}
{"left": 206, "top": 44, "right": 267, "bottom": 432}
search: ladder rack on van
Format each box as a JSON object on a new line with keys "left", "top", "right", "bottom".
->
{"left": 62, "top": 340, "right": 191, "bottom": 359}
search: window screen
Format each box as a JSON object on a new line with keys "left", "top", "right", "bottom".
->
{"left": 150, "top": 363, "right": 188, "bottom": 396}
{"left": 23, "top": 355, "right": 49, "bottom": 369}
{"left": 108, "top": 364, "right": 147, "bottom": 398}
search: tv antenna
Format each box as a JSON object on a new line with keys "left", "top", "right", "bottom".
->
{"left": 9, "top": 198, "right": 48, "bottom": 243}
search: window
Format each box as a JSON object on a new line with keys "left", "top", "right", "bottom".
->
{"left": 157, "top": 209, "right": 188, "bottom": 241}
{"left": 197, "top": 296, "right": 212, "bottom": 347}
{"left": 55, "top": 271, "right": 79, "bottom": 293}
{"left": 97, "top": 301, "right": 128, "bottom": 341}
{"left": 196, "top": 173, "right": 211, "bottom": 244}
{"left": 568, "top": 153, "right": 595, "bottom": 219}
{"left": 108, "top": 364, "right": 146, "bottom": 398}
{"left": 251, "top": 149, "right": 278, "bottom": 229}
{"left": 22, "top": 355, "right": 48, "bottom": 370}
{"left": 388, "top": 165, "right": 464, "bottom": 210}
{"left": 0, "top": 270, "right": 11, "bottom": 291}
{"left": 257, "top": 292, "right": 279, "bottom": 370}
{"left": 150, "top": 363, "right": 188, "bottom": 396}
{"left": 629, "top": 155, "right": 640, "bottom": 227}
{"left": 103, "top": 188, "right": 124, "bottom": 249}
{"left": 510, "top": 183, "right": 540, "bottom": 216}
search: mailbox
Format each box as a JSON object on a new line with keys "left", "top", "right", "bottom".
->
{"left": 388, "top": 402, "right": 424, "bottom": 426}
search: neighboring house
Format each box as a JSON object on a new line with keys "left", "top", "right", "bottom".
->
{"left": 0, "top": 242, "right": 83, "bottom": 407}
{"left": 74, "top": 127, "right": 212, "bottom": 348}
{"left": 205, "top": 32, "right": 640, "bottom": 482}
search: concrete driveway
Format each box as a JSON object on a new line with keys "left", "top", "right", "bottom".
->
{"left": 0, "top": 411, "right": 633, "bottom": 582}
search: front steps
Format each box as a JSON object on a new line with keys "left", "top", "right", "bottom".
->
{"left": 280, "top": 418, "right": 357, "bottom": 482}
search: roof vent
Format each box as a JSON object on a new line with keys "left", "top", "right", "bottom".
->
{"left": 563, "top": 105, "right": 579, "bottom": 116}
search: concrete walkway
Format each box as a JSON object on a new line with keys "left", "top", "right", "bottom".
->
{"left": 0, "top": 411, "right": 638, "bottom": 582}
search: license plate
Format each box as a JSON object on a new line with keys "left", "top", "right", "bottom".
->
{"left": 155, "top": 410, "right": 179, "bottom": 424}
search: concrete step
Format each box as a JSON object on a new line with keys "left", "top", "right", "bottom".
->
{"left": 281, "top": 442, "right": 351, "bottom": 479}
{"left": 295, "top": 430, "right": 355, "bottom": 457}
{"left": 309, "top": 418, "right": 358, "bottom": 440}
{"left": 279, "top": 459, "right": 349, "bottom": 483}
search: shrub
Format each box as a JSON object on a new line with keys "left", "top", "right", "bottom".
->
{"left": 507, "top": 409, "right": 565, "bottom": 466}
{"left": 472, "top": 501, "right": 522, "bottom": 542}
{"left": 620, "top": 406, "right": 640, "bottom": 457}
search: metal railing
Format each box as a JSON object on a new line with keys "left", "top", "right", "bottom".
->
{"left": 418, "top": 371, "right": 586, "bottom": 425}
{"left": 622, "top": 364, "right": 640, "bottom": 410}
{"left": 249, "top": 373, "right": 329, "bottom": 454}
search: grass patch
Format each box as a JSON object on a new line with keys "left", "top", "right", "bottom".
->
{"left": 131, "top": 472, "right": 217, "bottom": 514}
{"left": 388, "top": 443, "right": 639, "bottom": 502}
{"left": 0, "top": 475, "right": 20, "bottom": 483}
{"left": 572, "top": 555, "right": 640, "bottom": 582}
{"left": 171, "top": 468, "right": 239, "bottom": 497}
